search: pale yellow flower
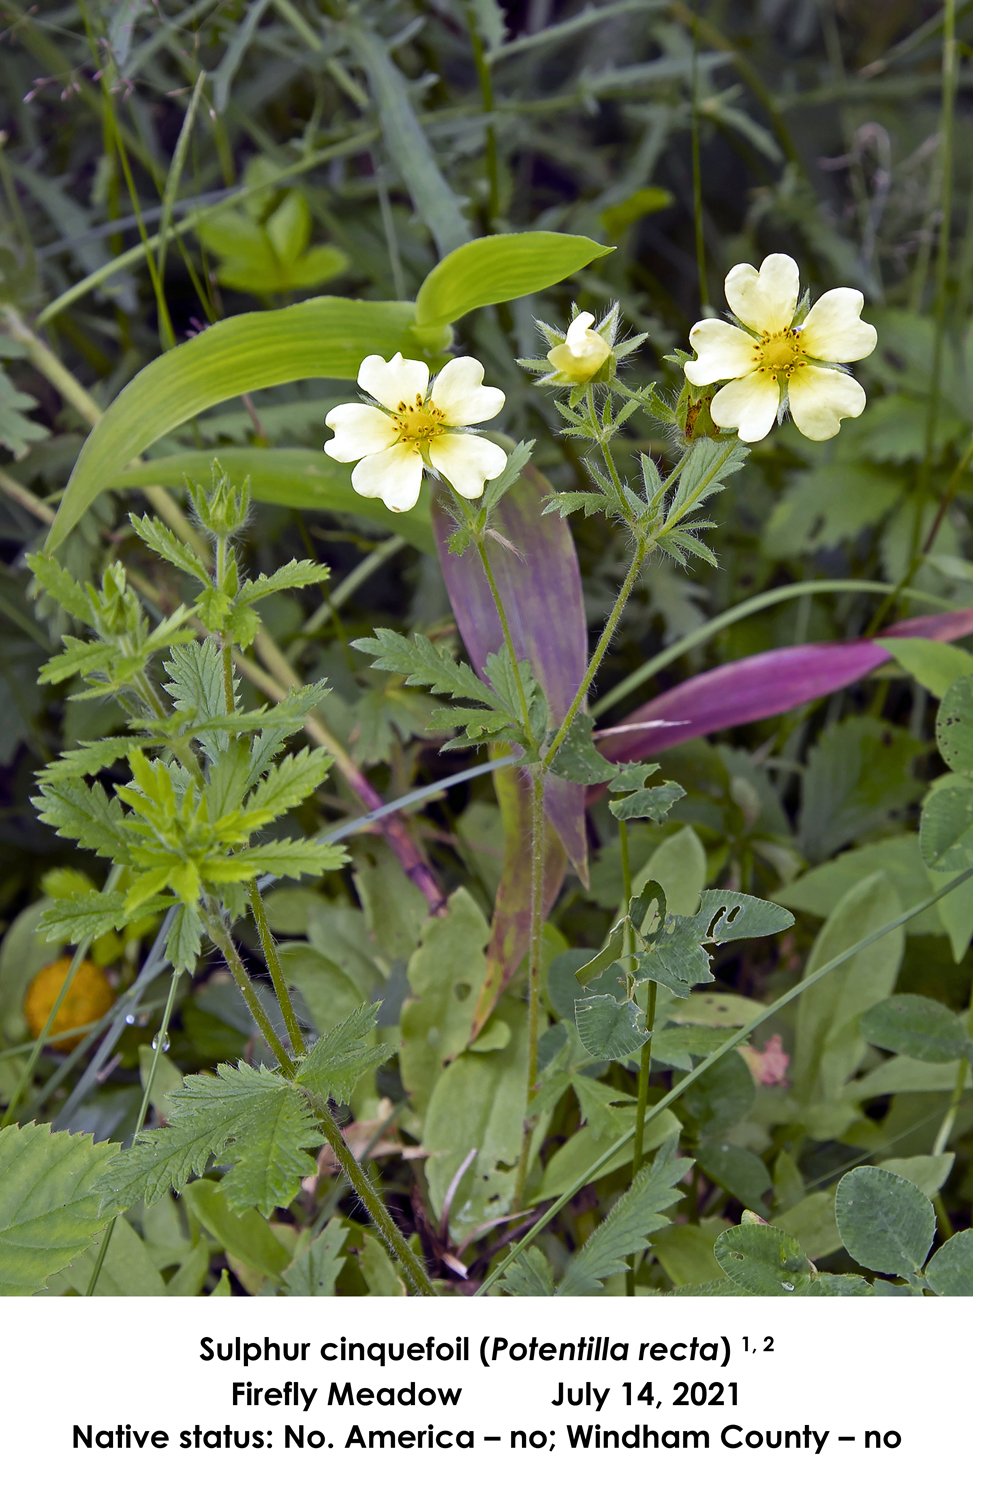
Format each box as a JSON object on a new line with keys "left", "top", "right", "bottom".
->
{"left": 684, "top": 253, "right": 877, "bottom": 442}
{"left": 324, "top": 352, "right": 506, "bottom": 512}
{"left": 547, "top": 311, "right": 613, "bottom": 382}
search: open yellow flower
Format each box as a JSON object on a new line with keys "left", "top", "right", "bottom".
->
{"left": 547, "top": 311, "right": 613, "bottom": 382}
{"left": 324, "top": 352, "right": 507, "bottom": 512}
{"left": 684, "top": 253, "right": 877, "bottom": 442}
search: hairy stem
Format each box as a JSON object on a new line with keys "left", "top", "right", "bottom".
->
{"left": 205, "top": 909, "right": 294, "bottom": 1074}
{"left": 304, "top": 1093, "right": 436, "bottom": 1296}
{"left": 543, "top": 540, "right": 647, "bottom": 770}
{"left": 512, "top": 769, "right": 546, "bottom": 1210}
{"left": 248, "top": 880, "right": 305, "bottom": 1057}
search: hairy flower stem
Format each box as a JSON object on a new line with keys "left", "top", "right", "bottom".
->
{"left": 542, "top": 538, "right": 648, "bottom": 771}
{"left": 512, "top": 769, "right": 546, "bottom": 1210}
{"left": 304, "top": 1094, "right": 436, "bottom": 1296}
{"left": 209, "top": 908, "right": 436, "bottom": 1292}
{"left": 248, "top": 879, "right": 305, "bottom": 1056}
{"left": 618, "top": 816, "right": 651, "bottom": 1296}
{"left": 204, "top": 910, "right": 295, "bottom": 1074}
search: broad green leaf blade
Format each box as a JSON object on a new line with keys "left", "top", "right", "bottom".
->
{"left": 415, "top": 232, "right": 614, "bottom": 328}
{"left": 109, "top": 449, "right": 435, "bottom": 553}
{"left": 697, "top": 889, "right": 796, "bottom": 943}
{"left": 574, "top": 991, "right": 651, "bottom": 1060}
{"left": 0, "top": 1123, "right": 119, "bottom": 1295}
{"left": 713, "top": 1222, "right": 812, "bottom": 1295}
{"left": 878, "top": 637, "right": 972, "bottom": 698}
{"left": 46, "top": 297, "right": 428, "bottom": 552}
{"left": 924, "top": 1229, "right": 972, "bottom": 1297}
{"left": 860, "top": 993, "right": 971, "bottom": 1063}
{"left": 919, "top": 779, "right": 972, "bottom": 872}
{"left": 835, "top": 1166, "right": 936, "bottom": 1278}
{"left": 99, "top": 1062, "right": 322, "bottom": 1216}
{"left": 936, "top": 676, "right": 972, "bottom": 774}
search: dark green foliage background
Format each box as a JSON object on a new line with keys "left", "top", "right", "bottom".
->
{"left": 0, "top": 0, "right": 971, "bottom": 1295}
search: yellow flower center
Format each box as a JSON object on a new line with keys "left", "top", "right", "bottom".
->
{"left": 753, "top": 328, "right": 805, "bottom": 381}
{"left": 394, "top": 395, "right": 446, "bottom": 449}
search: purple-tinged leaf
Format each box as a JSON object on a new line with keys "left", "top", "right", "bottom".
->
{"left": 602, "top": 610, "right": 972, "bottom": 764}
{"left": 433, "top": 470, "right": 589, "bottom": 879}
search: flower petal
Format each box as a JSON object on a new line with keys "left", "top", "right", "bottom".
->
{"left": 787, "top": 366, "right": 866, "bottom": 441}
{"left": 429, "top": 433, "right": 507, "bottom": 499}
{"left": 357, "top": 352, "right": 430, "bottom": 412}
{"left": 547, "top": 312, "right": 612, "bottom": 380}
{"left": 430, "top": 356, "right": 505, "bottom": 426}
{"left": 684, "top": 320, "right": 757, "bottom": 384}
{"left": 351, "top": 442, "right": 424, "bottom": 511}
{"left": 724, "top": 253, "right": 800, "bottom": 334}
{"left": 710, "top": 371, "right": 781, "bottom": 442}
{"left": 323, "top": 403, "right": 398, "bottom": 462}
{"left": 798, "top": 288, "right": 877, "bottom": 363}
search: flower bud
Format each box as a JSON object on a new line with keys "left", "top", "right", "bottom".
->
{"left": 547, "top": 312, "right": 613, "bottom": 383}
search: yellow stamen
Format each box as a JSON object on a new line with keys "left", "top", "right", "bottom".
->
{"left": 752, "top": 328, "right": 805, "bottom": 380}
{"left": 394, "top": 400, "right": 445, "bottom": 448}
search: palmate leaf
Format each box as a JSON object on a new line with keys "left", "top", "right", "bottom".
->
{"left": 244, "top": 746, "right": 333, "bottom": 825}
{"left": 129, "top": 513, "right": 211, "bottom": 584}
{"left": 237, "top": 559, "right": 331, "bottom": 604}
{"left": 0, "top": 1123, "right": 119, "bottom": 1296}
{"left": 98, "top": 1062, "right": 323, "bottom": 1216}
{"left": 557, "top": 1141, "right": 691, "bottom": 1296}
{"left": 164, "top": 640, "right": 227, "bottom": 725}
{"left": 27, "top": 552, "right": 96, "bottom": 625}
{"left": 353, "top": 628, "right": 500, "bottom": 709}
{"left": 32, "top": 780, "right": 132, "bottom": 862}
{"left": 38, "top": 637, "right": 118, "bottom": 687}
{"left": 37, "top": 736, "right": 144, "bottom": 783}
{"left": 500, "top": 1245, "right": 556, "bottom": 1297}
{"left": 37, "top": 890, "right": 133, "bottom": 945}
{"left": 201, "top": 838, "right": 348, "bottom": 882}
{"left": 295, "top": 1003, "right": 394, "bottom": 1104}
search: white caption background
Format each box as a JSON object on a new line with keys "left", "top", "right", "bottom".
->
{"left": 5, "top": 1296, "right": 976, "bottom": 1496}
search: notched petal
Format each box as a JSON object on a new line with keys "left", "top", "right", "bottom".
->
{"left": 357, "top": 352, "right": 430, "bottom": 412}
{"left": 799, "top": 288, "right": 877, "bottom": 363}
{"left": 430, "top": 355, "right": 505, "bottom": 426}
{"left": 725, "top": 254, "right": 800, "bottom": 334}
{"left": 787, "top": 367, "right": 866, "bottom": 441}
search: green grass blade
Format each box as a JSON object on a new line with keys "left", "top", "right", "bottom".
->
{"left": 44, "top": 296, "right": 427, "bottom": 552}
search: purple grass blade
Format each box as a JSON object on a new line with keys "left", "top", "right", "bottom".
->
{"left": 434, "top": 471, "right": 589, "bottom": 879}
{"left": 602, "top": 610, "right": 973, "bottom": 763}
